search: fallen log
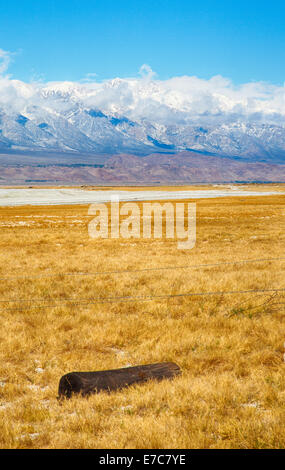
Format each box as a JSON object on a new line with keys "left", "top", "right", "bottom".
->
{"left": 58, "top": 362, "right": 181, "bottom": 398}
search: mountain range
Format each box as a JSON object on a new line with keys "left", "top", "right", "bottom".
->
{"left": 1, "top": 152, "right": 285, "bottom": 185}
{"left": 1, "top": 76, "right": 285, "bottom": 182}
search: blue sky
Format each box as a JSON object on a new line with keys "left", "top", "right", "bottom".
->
{"left": 1, "top": 0, "right": 285, "bottom": 84}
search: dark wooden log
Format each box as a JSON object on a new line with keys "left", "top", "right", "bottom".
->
{"left": 58, "top": 362, "right": 181, "bottom": 398}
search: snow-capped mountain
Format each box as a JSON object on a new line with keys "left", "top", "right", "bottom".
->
{"left": 1, "top": 75, "right": 285, "bottom": 163}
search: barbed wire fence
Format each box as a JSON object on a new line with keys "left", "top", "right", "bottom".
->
{"left": 0, "top": 256, "right": 284, "bottom": 314}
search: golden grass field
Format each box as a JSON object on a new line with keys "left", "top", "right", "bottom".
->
{"left": 0, "top": 185, "right": 285, "bottom": 449}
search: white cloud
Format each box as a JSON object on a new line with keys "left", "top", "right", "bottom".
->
{"left": 0, "top": 56, "right": 284, "bottom": 126}
{"left": 80, "top": 72, "right": 98, "bottom": 83}
{"left": 0, "top": 49, "right": 12, "bottom": 75}
{"left": 139, "top": 64, "right": 157, "bottom": 80}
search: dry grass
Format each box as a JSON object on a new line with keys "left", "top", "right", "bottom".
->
{"left": 0, "top": 186, "right": 285, "bottom": 449}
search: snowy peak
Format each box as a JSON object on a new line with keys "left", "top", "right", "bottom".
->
{"left": 0, "top": 75, "right": 285, "bottom": 162}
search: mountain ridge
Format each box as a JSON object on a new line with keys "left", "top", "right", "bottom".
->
{"left": 1, "top": 78, "right": 285, "bottom": 164}
{"left": 1, "top": 151, "right": 285, "bottom": 184}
